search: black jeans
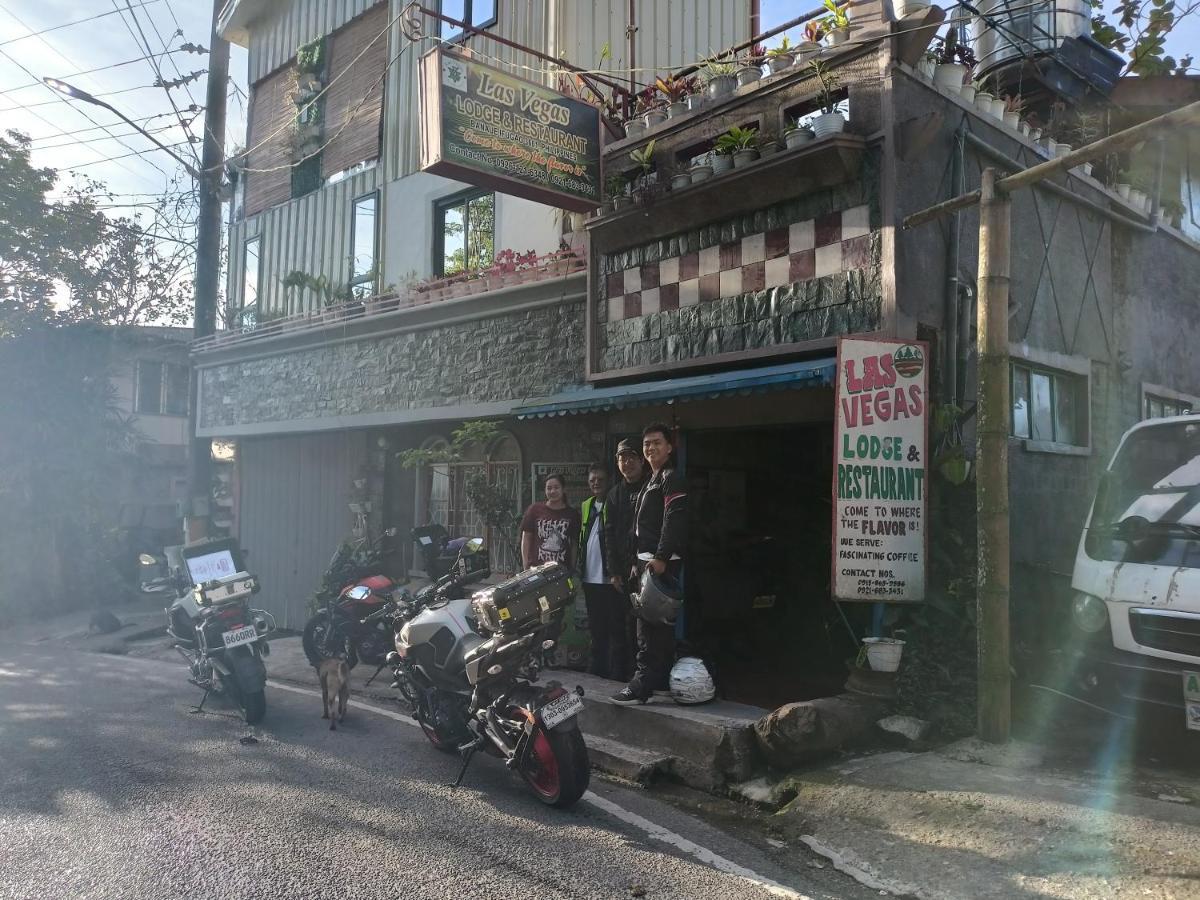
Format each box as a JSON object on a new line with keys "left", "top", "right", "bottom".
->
{"left": 627, "top": 561, "right": 679, "bottom": 697}
{"left": 582, "top": 582, "right": 632, "bottom": 681}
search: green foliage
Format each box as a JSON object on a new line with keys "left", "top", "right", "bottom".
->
{"left": 808, "top": 58, "right": 842, "bottom": 114}
{"left": 0, "top": 325, "right": 138, "bottom": 621}
{"left": 821, "top": 0, "right": 851, "bottom": 30}
{"left": 1090, "top": 0, "right": 1195, "bottom": 75}
{"left": 296, "top": 37, "right": 326, "bottom": 75}
{"left": 629, "top": 139, "right": 657, "bottom": 175}
{"left": 701, "top": 59, "right": 737, "bottom": 80}
{"left": 715, "top": 125, "right": 759, "bottom": 153}
{"left": 282, "top": 270, "right": 352, "bottom": 309}
{"left": 766, "top": 36, "right": 793, "bottom": 58}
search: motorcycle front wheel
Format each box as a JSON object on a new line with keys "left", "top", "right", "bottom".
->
{"left": 519, "top": 727, "right": 589, "bottom": 809}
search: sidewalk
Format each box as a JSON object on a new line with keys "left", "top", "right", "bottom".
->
{"left": 769, "top": 738, "right": 1200, "bottom": 900}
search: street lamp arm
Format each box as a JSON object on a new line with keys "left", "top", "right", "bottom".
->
{"left": 41, "top": 75, "right": 201, "bottom": 180}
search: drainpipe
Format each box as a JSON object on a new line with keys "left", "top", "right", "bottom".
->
{"left": 627, "top": 0, "right": 637, "bottom": 98}
{"left": 943, "top": 124, "right": 966, "bottom": 407}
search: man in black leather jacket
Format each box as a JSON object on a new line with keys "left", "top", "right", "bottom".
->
{"left": 614, "top": 423, "right": 686, "bottom": 703}
{"left": 602, "top": 439, "right": 647, "bottom": 681}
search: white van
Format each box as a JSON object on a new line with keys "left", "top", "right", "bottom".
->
{"left": 1069, "top": 414, "right": 1200, "bottom": 729}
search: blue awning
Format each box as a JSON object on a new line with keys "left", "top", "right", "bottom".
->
{"left": 514, "top": 358, "right": 835, "bottom": 419}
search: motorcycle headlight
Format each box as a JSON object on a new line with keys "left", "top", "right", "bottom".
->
{"left": 1072, "top": 593, "right": 1108, "bottom": 634}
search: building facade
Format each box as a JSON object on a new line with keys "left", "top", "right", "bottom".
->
{"left": 202, "top": 0, "right": 1200, "bottom": 706}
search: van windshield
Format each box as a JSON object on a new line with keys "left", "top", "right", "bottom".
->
{"left": 1087, "top": 420, "right": 1200, "bottom": 567}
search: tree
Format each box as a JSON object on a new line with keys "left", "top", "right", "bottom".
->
{"left": 0, "top": 131, "right": 106, "bottom": 333}
{"left": 1091, "top": 0, "right": 1197, "bottom": 75}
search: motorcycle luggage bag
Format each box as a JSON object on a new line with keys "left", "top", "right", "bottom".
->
{"left": 476, "top": 561, "right": 575, "bottom": 635}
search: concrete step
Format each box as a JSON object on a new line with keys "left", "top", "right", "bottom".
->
{"left": 585, "top": 735, "right": 674, "bottom": 786}
{"left": 550, "top": 671, "right": 768, "bottom": 793}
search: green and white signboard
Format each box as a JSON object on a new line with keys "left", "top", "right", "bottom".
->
{"left": 419, "top": 46, "right": 602, "bottom": 212}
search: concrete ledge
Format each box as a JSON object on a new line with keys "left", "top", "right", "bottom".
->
{"left": 586, "top": 735, "right": 675, "bottom": 786}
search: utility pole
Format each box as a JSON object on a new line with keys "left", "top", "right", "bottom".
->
{"left": 903, "top": 99, "right": 1200, "bottom": 744}
{"left": 185, "top": 0, "right": 230, "bottom": 543}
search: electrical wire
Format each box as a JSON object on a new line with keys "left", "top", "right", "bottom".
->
{"left": 25, "top": 111, "right": 178, "bottom": 143}
{"left": 30, "top": 122, "right": 188, "bottom": 152}
{"left": 0, "top": 49, "right": 194, "bottom": 98}
{"left": 0, "top": 84, "right": 152, "bottom": 114}
{"left": 0, "top": 0, "right": 163, "bottom": 49}
{"left": 51, "top": 140, "right": 194, "bottom": 171}
{"left": 0, "top": 187, "right": 196, "bottom": 248}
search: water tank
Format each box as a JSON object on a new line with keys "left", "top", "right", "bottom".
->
{"left": 971, "top": 0, "right": 1091, "bottom": 79}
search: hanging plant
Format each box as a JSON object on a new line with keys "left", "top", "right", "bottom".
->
{"left": 934, "top": 404, "right": 972, "bottom": 485}
{"left": 296, "top": 37, "right": 326, "bottom": 77}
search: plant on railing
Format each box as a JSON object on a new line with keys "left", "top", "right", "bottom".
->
{"left": 655, "top": 74, "right": 696, "bottom": 103}
{"left": 803, "top": 20, "right": 825, "bottom": 44}
{"left": 606, "top": 172, "right": 630, "bottom": 212}
{"left": 933, "top": 29, "right": 977, "bottom": 69}
{"left": 281, "top": 270, "right": 351, "bottom": 315}
{"left": 766, "top": 35, "right": 794, "bottom": 59}
{"left": 821, "top": 0, "right": 851, "bottom": 30}
{"left": 629, "top": 140, "right": 657, "bottom": 201}
{"left": 809, "top": 58, "right": 844, "bottom": 115}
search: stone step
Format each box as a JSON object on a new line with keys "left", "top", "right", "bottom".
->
{"left": 585, "top": 735, "right": 674, "bottom": 786}
{"left": 553, "top": 671, "right": 768, "bottom": 793}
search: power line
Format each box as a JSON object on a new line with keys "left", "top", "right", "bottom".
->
{"left": 0, "top": 187, "right": 196, "bottom": 248}
{"left": 0, "top": 0, "right": 163, "bottom": 49}
{"left": 31, "top": 122, "right": 190, "bottom": 152}
{"left": 0, "top": 84, "right": 152, "bottom": 113}
{"left": 58, "top": 140, "right": 193, "bottom": 171}
{"left": 0, "top": 49, "right": 193, "bottom": 98}
{"left": 25, "top": 111, "right": 178, "bottom": 143}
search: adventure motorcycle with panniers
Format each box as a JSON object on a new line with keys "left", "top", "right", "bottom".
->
{"left": 140, "top": 538, "right": 274, "bottom": 724}
{"left": 388, "top": 546, "right": 590, "bottom": 809}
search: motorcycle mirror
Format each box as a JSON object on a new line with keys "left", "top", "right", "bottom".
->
{"left": 464, "top": 538, "right": 484, "bottom": 555}
{"left": 138, "top": 554, "right": 157, "bottom": 566}
{"left": 346, "top": 585, "right": 372, "bottom": 601}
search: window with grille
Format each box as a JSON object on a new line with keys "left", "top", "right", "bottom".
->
{"left": 1011, "top": 362, "right": 1088, "bottom": 446}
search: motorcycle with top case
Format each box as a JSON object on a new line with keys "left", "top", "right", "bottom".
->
{"left": 389, "top": 552, "right": 590, "bottom": 809}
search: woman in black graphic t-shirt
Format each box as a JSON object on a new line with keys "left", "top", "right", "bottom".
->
{"left": 520, "top": 473, "right": 580, "bottom": 570}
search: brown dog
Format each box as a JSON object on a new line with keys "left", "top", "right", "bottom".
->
{"left": 318, "top": 657, "right": 350, "bottom": 730}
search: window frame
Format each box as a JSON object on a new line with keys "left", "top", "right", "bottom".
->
{"left": 135, "top": 360, "right": 190, "bottom": 418}
{"left": 432, "top": 188, "right": 495, "bottom": 277}
{"left": 242, "top": 235, "right": 262, "bottom": 328}
{"left": 439, "top": 0, "right": 499, "bottom": 43}
{"left": 1009, "top": 352, "right": 1091, "bottom": 453}
{"left": 163, "top": 364, "right": 190, "bottom": 417}
{"left": 349, "top": 190, "right": 380, "bottom": 298}
{"left": 1141, "top": 382, "right": 1197, "bottom": 420}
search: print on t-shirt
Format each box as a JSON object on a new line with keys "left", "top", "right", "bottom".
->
{"left": 536, "top": 515, "right": 570, "bottom": 562}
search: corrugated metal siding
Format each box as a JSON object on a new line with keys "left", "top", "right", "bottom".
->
{"left": 247, "top": 0, "right": 385, "bottom": 83}
{"left": 383, "top": 0, "right": 552, "bottom": 182}
{"left": 239, "top": 431, "right": 368, "bottom": 628}
{"left": 227, "top": 168, "right": 383, "bottom": 315}
{"left": 557, "top": 1, "right": 750, "bottom": 95}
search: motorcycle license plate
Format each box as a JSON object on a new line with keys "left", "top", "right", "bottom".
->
{"left": 539, "top": 692, "right": 584, "bottom": 729}
{"left": 222, "top": 624, "right": 258, "bottom": 649}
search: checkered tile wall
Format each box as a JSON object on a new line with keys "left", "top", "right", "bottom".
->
{"left": 604, "top": 204, "right": 874, "bottom": 322}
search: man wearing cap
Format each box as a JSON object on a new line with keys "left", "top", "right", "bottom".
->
{"left": 614, "top": 423, "right": 687, "bottom": 704}
{"left": 601, "top": 439, "right": 647, "bottom": 682}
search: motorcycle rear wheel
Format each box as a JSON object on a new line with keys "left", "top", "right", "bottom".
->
{"left": 242, "top": 690, "right": 267, "bottom": 725}
{"left": 520, "top": 727, "right": 589, "bottom": 809}
{"left": 302, "top": 612, "right": 359, "bottom": 669}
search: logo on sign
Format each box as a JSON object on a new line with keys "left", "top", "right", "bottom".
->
{"left": 894, "top": 344, "right": 925, "bottom": 378}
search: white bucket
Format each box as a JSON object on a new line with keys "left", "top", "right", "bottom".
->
{"left": 862, "top": 637, "right": 905, "bottom": 672}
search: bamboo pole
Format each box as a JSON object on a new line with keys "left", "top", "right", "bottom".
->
{"left": 975, "top": 168, "right": 1012, "bottom": 744}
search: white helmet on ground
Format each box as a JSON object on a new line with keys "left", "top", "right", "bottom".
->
{"left": 670, "top": 657, "right": 715, "bottom": 705}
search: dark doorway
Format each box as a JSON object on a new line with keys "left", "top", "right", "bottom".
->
{"left": 684, "top": 424, "right": 853, "bottom": 708}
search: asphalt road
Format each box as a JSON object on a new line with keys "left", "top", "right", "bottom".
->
{"left": 0, "top": 646, "right": 868, "bottom": 900}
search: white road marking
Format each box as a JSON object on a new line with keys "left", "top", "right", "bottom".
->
{"left": 264, "top": 679, "right": 811, "bottom": 900}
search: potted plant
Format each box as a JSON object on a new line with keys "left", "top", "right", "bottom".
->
{"left": 624, "top": 112, "right": 647, "bottom": 140}
{"left": 821, "top": 0, "right": 852, "bottom": 46}
{"left": 759, "top": 130, "right": 780, "bottom": 157}
{"left": 933, "top": 29, "right": 976, "bottom": 92}
{"left": 784, "top": 120, "right": 815, "bottom": 149}
{"left": 712, "top": 145, "right": 734, "bottom": 174}
{"left": 797, "top": 22, "right": 824, "bottom": 62}
{"left": 893, "top": 0, "right": 931, "bottom": 19}
{"left": 655, "top": 75, "right": 694, "bottom": 119}
{"left": 637, "top": 87, "right": 666, "bottom": 129}
{"left": 1002, "top": 94, "right": 1024, "bottom": 130}
{"left": 766, "top": 36, "right": 795, "bottom": 73}
{"left": 691, "top": 153, "right": 714, "bottom": 183}
{"left": 597, "top": 95, "right": 625, "bottom": 140}
{"left": 717, "top": 125, "right": 760, "bottom": 168}
{"left": 973, "top": 81, "right": 993, "bottom": 115}
{"left": 809, "top": 59, "right": 846, "bottom": 138}
{"left": 737, "top": 45, "right": 766, "bottom": 85}
{"left": 606, "top": 174, "right": 629, "bottom": 212}
{"left": 702, "top": 60, "right": 738, "bottom": 100}
{"left": 629, "top": 140, "right": 657, "bottom": 202}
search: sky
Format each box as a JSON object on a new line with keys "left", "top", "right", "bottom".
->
{"left": 0, "top": 0, "right": 247, "bottom": 206}
{"left": 0, "top": 2, "right": 1195, "bottom": 210}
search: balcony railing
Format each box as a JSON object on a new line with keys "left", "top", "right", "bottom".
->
{"left": 193, "top": 249, "right": 587, "bottom": 353}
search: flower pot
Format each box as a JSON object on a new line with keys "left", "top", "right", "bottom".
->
{"left": 827, "top": 27, "right": 851, "bottom": 47}
{"left": 1028, "top": 127, "right": 1041, "bottom": 142}
{"left": 767, "top": 54, "right": 794, "bottom": 74}
{"left": 1003, "top": 110, "right": 1020, "bottom": 129}
{"left": 612, "top": 194, "right": 631, "bottom": 211}
{"left": 671, "top": 172, "right": 692, "bottom": 190}
{"left": 811, "top": 111, "right": 846, "bottom": 139}
{"left": 759, "top": 141, "right": 779, "bottom": 157}
{"left": 625, "top": 118, "right": 647, "bottom": 139}
{"left": 486, "top": 273, "right": 505, "bottom": 291}
{"left": 938, "top": 452, "right": 971, "bottom": 485}
{"left": 958, "top": 84, "right": 976, "bottom": 103}
{"left": 690, "top": 164, "right": 713, "bottom": 184}
{"left": 934, "top": 63, "right": 966, "bottom": 91}
{"left": 1054, "top": 142, "right": 1072, "bottom": 158}
{"left": 732, "top": 148, "right": 759, "bottom": 168}
{"left": 796, "top": 41, "right": 822, "bottom": 63}
{"left": 917, "top": 58, "right": 937, "bottom": 80}
{"left": 1116, "top": 183, "right": 1131, "bottom": 199}
{"left": 666, "top": 100, "right": 688, "bottom": 119}
{"left": 1080, "top": 161, "right": 1093, "bottom": 177}
{"left": 686, "top": 93, "right": 706, "bottom": 112}
{"left": 1018, "top": 121, "right": 1030, "bottom": 136}
{"left": 862, "top": 637, "right": 905, "bottom": 672}
{"left": 643, "top": 108, "right": 667, "bottom": 129}
{"left": 1129, "top": 189, "right": 1145, "bottom": 210}
{"left": 736, "top": 65, "right": 763, "bottom": 86}
{"left": 712, "top": 153, "right": 734, "bottom": 174}
{"left": 973, "top": 91, "right": 993, "bottom": 114}
{"left": 706, "top": 74, "right": 737, "bottom": 100}
{"left": 893, "top": 0, "right": 931, "bottom": 17}
{"left": 988, "top": 97, "right": 1006, "bottom": 119}
{"left": 784, "top": 128, "right": 814, "bottom": 149}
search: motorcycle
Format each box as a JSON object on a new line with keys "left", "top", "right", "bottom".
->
{"left": 143, "top": 538, "right": 275, "bottom": 725}
{"left": 389, "top": 550, "right": 590, "bottom": 809}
